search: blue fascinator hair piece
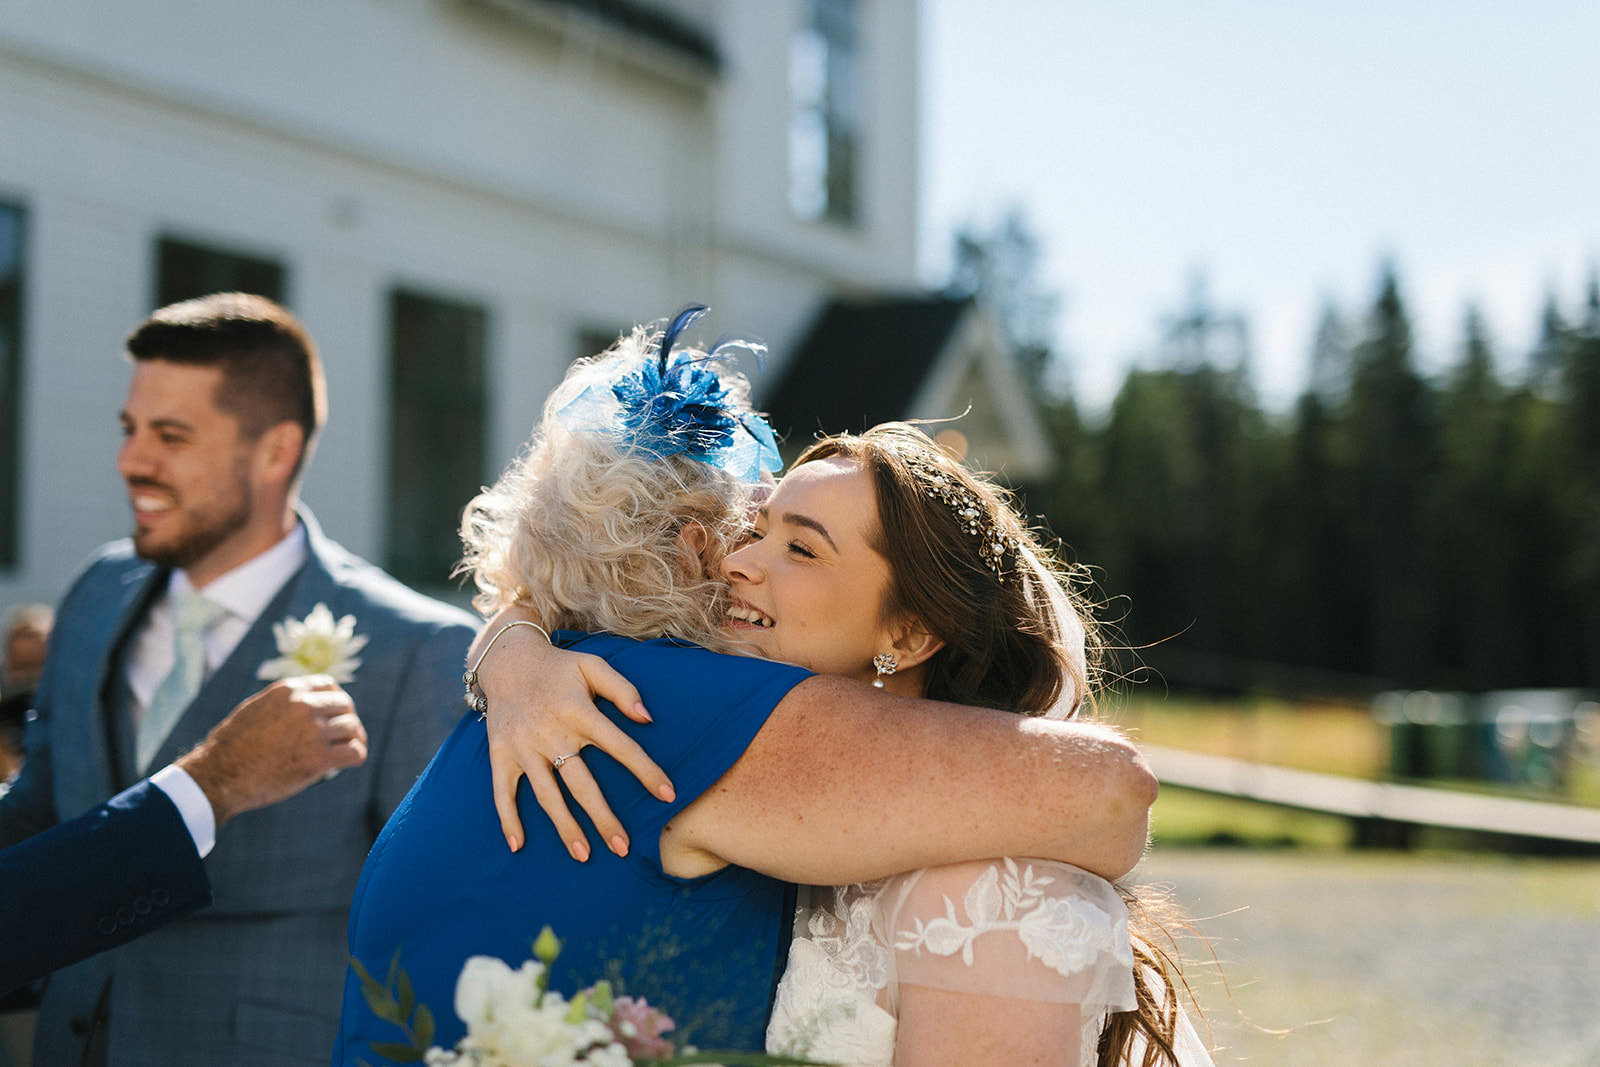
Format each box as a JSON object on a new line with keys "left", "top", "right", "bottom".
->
{"left": 558, "top": 305, "right": 783, "bottom": 483}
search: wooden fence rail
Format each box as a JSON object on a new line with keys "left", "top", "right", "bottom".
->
{"left": 1142, "top": 743, "right": 1600, "bottom": 848}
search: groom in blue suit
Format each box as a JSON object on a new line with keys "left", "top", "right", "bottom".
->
{"left": 0, "top": 294, "right": 477, "bottom": 1066}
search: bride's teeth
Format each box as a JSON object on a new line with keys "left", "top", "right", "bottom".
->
{"left": 728, "top": 605, "right": 773, "bottom": 628}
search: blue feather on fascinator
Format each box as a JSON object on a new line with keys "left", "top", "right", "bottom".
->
{"left": 656, "top": 304, "right": 708, "bottom": 372}
{"left": 558, "top": 305, "right": 782, "bottom": 483}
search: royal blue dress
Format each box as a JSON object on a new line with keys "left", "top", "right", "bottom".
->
{"left": 335, "top": 633, "right": 811, "bottom": 1063}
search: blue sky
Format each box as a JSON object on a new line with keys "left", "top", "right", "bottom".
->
{"left": 918, "top": 1, "right": 1600, "bottom": 413}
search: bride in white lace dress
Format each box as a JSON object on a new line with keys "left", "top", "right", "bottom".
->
{"left": 478, "top": 413, "right": 1210, "bottom": 1063}
{"left": 727, "top": 426, "right": 1213, "bottom": 1066}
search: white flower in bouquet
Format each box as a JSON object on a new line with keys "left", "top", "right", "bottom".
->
{"left": 355, "top": 926, "right": 825, "bottom": 1067}
{"left": 452, "top": 955, "right": 538, "bottom": 1033}
{"left": 257, "top": 602, "right": 368, "bottom": 682}
{"left": 436, "top": 955, "right": 626, "bottom": 1066}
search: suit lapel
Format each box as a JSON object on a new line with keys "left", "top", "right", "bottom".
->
{"left": 102, "top": 565, "right": 169, "bottom": 791}
{"left": 143, "top": 514, "right": 341, "bottom": 774}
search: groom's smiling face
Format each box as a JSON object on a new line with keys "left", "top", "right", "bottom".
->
{"left": 116, "top": 359, "right": 258, "bottom": 582}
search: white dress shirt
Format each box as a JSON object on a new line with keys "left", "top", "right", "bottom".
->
{"left": 128, "top": 523, "right": 311, "bottom": 860}
{"left": 125, "top": 522, "right": 309, "bottom": 719}
{"left": 150, "top": 764, "right": 217, "bottom": 858}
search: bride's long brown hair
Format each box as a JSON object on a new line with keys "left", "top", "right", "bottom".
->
{"left": 794, "top": 424, "right": 1204, "bottom": 1067}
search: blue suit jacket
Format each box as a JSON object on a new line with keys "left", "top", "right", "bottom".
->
{"left": 0, "top": 510, "right": 477, "bottom": 1066}
{"left": 0, "top": 780, "right": 210, "bottom": 996}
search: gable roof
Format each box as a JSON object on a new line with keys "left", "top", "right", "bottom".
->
{"left": 763, "top": 292, "right": 1056, "bottom": 484}
{"left": 763, "top": 294, "right": 972, "bottom": 444}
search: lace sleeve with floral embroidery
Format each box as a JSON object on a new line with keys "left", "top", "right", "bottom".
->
{"left": 767, "top": 861, "right": 1143, "bottom": 1067}
{"left": 880, "top": 858, "right": 1137, "bottom": 1013}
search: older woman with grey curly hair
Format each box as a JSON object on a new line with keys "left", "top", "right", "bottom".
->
{"left": 337, "top": 308, "right": 1157, "bottom": 1063}
{"left": 458, "top": 324, "right": 767, "bottom": 652}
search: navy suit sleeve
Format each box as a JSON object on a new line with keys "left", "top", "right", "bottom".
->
{"left": 0, "top": 779, "right": 212, "bottom": 994}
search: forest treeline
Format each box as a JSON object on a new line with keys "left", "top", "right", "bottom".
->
{"left": 1013, "top": 265, "right": 1599, "bottom": 698}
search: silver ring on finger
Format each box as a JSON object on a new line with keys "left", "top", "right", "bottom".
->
{"left": 551, "top": 751, "right": 581, "bottom": 771}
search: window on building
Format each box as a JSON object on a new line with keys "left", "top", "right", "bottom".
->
{"left": 789, "top": 0, "right": 861, "bottom": 225}
{"left": 386, "top": 289, "right": 488, "bottom": 588}
{"left": 154, "top": 235, "right": 286, "bottom": 307}
{"left": 0, "top": 203, "right": 25, "bottom": 569}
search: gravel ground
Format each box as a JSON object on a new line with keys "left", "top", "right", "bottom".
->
{"left": 1133, "top": 849, "right": 1600, "bottom": 1066}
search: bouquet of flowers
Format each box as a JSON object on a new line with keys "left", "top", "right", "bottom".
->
{"left": 353, "top": 928, "right": 824, "bottom": 1067}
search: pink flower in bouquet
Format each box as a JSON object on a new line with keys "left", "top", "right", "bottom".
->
{"left": 608, "top": 996, "right": 675, "bottom": 1059}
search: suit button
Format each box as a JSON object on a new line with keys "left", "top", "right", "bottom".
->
{"left": 151, "top": 888, "right": 170, "bottom": 907}
{"left": 96, "top": 915, "right": 118, "bottom": 935}
{"left": 116, "top": 906, "right": 136, "bottom": 926}
{"left": 70, "top": 1017, "right": 90, "bottom": 1036}
{"left": 133, "top": 895, "right": 152, "bottom": 915}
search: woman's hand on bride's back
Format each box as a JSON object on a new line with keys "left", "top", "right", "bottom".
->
{"left": 472, "top": 609, "right": 674, "bottom": 859}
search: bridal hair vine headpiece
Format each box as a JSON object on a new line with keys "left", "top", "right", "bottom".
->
{"left": 558, "top": 305, "right": 783, "bottom": 484}
{"left": 901, "top": 449, "right": 1017, "bottom": 582}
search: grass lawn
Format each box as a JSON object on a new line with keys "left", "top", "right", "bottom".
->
{"left": 1148, "top": 785, "right": 1353, "bottom": 849}
{"left": 1102, "top": 693, "right": 1388, "bottom": 779}
{"left": 1103, "top": 692, "right": 1600, "bottom": 849}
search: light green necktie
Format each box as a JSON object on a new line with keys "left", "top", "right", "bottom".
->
{"left": 137, "top": 589, "right": 228, "bottom": 773}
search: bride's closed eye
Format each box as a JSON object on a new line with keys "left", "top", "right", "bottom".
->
{"left": 786, "top": 539, "right": 818, "bottom": 560}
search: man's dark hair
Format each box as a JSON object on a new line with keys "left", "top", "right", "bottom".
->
{"left": 126, "top": 292, "right": 327, "bottom": 481}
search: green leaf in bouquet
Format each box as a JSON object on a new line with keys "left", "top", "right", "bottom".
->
{"left": 351, "top": 950, "right": 431, "bottom": 1064}
{"left": 588, "top": 979, "right": 614, "bottom": 1016}
{"left": 350, "top": 956, "right": 401, "bottom": 1022}
{"left": 397, "top": 968, "right": 415, "bottom": 1019}
{"left": 564, "top": 989, "right": 592, "bottom": 1025}
{"left": 367, "top": 1040, "right": 425, "bottom": 1064}
{"left": 413, "top": 1003, "right": 436, "bottom": 1050}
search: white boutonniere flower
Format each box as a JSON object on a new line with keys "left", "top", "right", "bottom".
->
{"left": 256, "top": 603, "right": 369, "bottom": 683}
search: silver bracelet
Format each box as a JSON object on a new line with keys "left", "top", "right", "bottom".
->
{"left": 463, "top": 619, "right": 552, "bottom": 720}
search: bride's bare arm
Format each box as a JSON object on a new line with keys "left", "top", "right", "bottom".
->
{"left": 666, "top": 675, "right": 1156, "bottom": 885}
{"left": 472, "top": 623, "right": 1155, "bottom": 883}
{"left": 894, "top": 990, "right": 1087, "bottom": 1067}
{"left": 885, "top": 860, "right": 1116, "bottom": 1067}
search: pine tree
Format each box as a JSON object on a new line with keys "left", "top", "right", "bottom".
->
{"left": 1284, "top": 303, "right": 1365, "bottom": 677}
{"left": 1528, "top": 290, "right": 1570, "bottom": 396}
{"left": 1347, "top": 263, "right": 1436, "bottom": 685}
{"left": 1433, "top": 306, "right": 1508, "bottom": 690}
{"left": 1308, "top": 301, "right": 1353, "bottom": 403}
{"left": 948, "top": 208, "right": 1060, "bottom": 393}
{"left": 1560, "top": 274, "right": 1600, "bottom": 684}
{"left": 1089, "top": 273, "right": 1274, "bottom": 689}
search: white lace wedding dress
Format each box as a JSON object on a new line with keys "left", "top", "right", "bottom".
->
{"left": 767, "top": 858, "right": 1212, "bottom": 1066}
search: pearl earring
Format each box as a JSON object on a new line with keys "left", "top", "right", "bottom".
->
{"left": 872, "top": 651, "right": 898, "bottom": 688}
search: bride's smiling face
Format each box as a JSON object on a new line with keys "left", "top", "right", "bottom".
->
{"left": 719, "top": 457, "right": 901, "bottom": 683}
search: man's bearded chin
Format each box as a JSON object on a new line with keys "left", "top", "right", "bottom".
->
{"left": 132, "top": 505, "right": 251, "bottom": 571}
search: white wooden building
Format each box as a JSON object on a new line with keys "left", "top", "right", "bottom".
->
{"left": 0, "top": 0, "right": 922, "bottom": 602}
